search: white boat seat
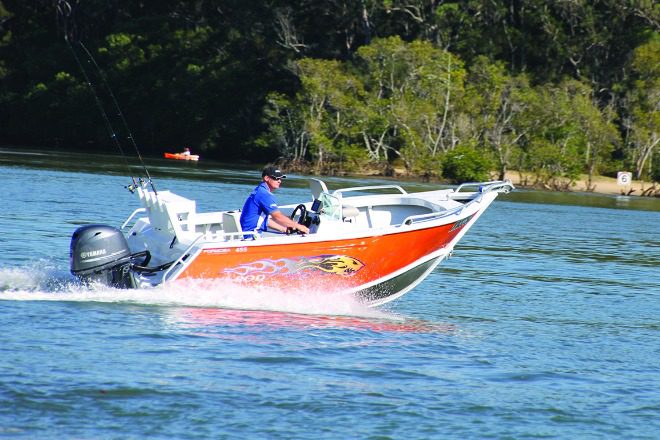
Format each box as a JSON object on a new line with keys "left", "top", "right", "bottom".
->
{"left": 222, "top": 211, "right": 243, "bottom": 240}
{"left": 342, "top": 205, "right": 360, "bottom": 220}
{"left": 138, "top": 189, "right": 198, "bottom": 239}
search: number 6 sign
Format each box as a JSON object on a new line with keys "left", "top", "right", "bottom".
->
{"left": 617, "top": 171, "right": 632, "bottom": 186}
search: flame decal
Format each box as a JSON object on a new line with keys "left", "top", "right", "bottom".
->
{"left": 223, "top": 255, "right": 365, "bottom": 278}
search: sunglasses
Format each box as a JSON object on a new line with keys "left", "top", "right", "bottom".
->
{"left": 269, "top": 176, "right": 282, "bottom": 181}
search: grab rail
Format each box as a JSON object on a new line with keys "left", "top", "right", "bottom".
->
{"left": 121, "top": 208, "right": 147, "bottom": 230}
{"left": 333, "top": 184, "right": 408, "bottom": 198}
{"left": 454, "top": 180, "right": 514, "bottom": 194}
{"left": 400, "top": 204, "right": 465, "bottom": 226}
{"left": 162, "top": 234, "right": 204, "bottom": 283}
{"left": 402, "top": 180, "right": 513, "bottom": 226}
{"left": 210, "top": 229, "right": 259, "bottom": 241}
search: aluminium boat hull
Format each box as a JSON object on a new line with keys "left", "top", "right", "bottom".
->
{"left": 72, "top": 178, "right": 512, "bottom": 306}
{"left": 178, "top": 216, "right": 474, "bottom": 305}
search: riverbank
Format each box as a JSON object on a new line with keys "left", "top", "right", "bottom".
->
{"left": 4, "top": 145, "right": 657, "bottom": 197}
{"left": 502, "top": 171, "right": 659, "bottom": 197}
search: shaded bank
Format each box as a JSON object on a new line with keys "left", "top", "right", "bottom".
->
{"left": 2, "top": 146, "right": 659, "bottom": 209}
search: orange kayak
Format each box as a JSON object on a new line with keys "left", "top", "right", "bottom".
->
{"left": 164, "top": 152, "right": 200, "bottom": 161}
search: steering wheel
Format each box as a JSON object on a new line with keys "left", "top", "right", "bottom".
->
{"left": 288, "top": 204, "right": 309, "bottom": 234}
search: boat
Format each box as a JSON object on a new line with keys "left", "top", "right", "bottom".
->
{"left": 164, "top": 152, "right": 200, "bottom": 161}
{"left": 69, "top": 178, "right": 513, "bottom": 306}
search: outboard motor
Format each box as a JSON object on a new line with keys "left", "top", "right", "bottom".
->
{"left": 70, "top": 224, "right": 149, "bottom": 288}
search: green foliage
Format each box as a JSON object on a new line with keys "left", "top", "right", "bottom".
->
{"left": 260, "top": 58, "right": 367, "bottom": 172}
{"left": 0, "top": 61, "right": 8, "bottom": 80}
{"left": 99, "top": 33, "right": 146, "bottom": 71}
{"left": 336, "top": 143, "right": 370, "bottom": 173}
{"left": 510, "top": 78, "right": 619, "bottom": 188}
{"left": 0, "top": 0, "right": 657, "bottom": 187}
{"left": 257, "top": 91, "right": 305, "bottom": 160}
{"left": 442, "top": 146, "right": 493, "bottom": 183}
{"left": 464, "top": 56, "right": 531, "bottom": 179}
{"left": 524, "top": 138, "right": 582, "bottom": 187}
{"left": 622, "top": 38, "right": 659, "bottom": 180}
{"left": 355, "top": 37, "right": 467, "bottom": 173}
{"left": 27, "top": 82, "right": 48, "bottom": 98}
{"left": 652, "top": 151, "right": 660, "bottom": 182}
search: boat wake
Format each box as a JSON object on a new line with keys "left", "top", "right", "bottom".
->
{"left": 0, "top": 264, "right": 391, "bottom": 320}
{"left": 0, "top": 264, "right": 456, "bottom": 333}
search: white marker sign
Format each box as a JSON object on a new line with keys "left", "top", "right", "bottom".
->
{"left": 617, "top": 171, "right": 632, "bottom": 186}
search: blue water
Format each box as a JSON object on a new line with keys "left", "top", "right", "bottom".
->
{"left": 1, "top": 150, "right": 659, "bottom": 439}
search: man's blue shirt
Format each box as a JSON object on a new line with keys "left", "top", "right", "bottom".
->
{"left": 239, "top": 182, "right": 278, "bottom": 233}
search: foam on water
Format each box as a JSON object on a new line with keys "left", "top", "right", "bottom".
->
{"left": 0, "top": 264, "right": 393, "bottom": 320}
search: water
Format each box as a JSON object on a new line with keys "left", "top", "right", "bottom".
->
{"left": 1, "top": 149, "right": 659, "bottom": 439}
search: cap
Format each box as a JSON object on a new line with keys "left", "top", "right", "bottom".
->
{"left": 262, "top": 166, "right": 287, "bottom": 179}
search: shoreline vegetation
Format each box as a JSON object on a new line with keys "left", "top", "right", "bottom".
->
{"left": 4, "top": 144, "right": 658, "bottom": 198}
{"left": 501, "top": 172, "right": 659, "bottom": 198}
{"left": 295, "top": 159, "right": 660, "bottom": 197}
{"left": 416, "top": 172, "right": 659, "bottom": 198}
{"left": 350, "top": 164, "right": 659, "bottom": 197}
{"left": 1, "top": 3, "right": 657, "bottom": 192}
{"left": 2, "top": 145, "right": 658, "bottom": 198}
{"left": 285, "top": 158, "right": 659, "bottom": 197}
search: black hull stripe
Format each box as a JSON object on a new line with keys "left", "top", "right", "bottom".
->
{"left": 355, "top": 257, "right": 439, "bottom": 304}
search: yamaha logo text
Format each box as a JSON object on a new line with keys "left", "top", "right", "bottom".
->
{"left": 80, "top": 249, "right": 107, "bottom": 259}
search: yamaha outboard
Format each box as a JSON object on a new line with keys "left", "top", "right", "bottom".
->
{"left": 70, "top": 224, "right": 150, "bottom": 288}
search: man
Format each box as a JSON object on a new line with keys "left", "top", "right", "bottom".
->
{"left": 239, "top": 166, "right": 310, "bottom": 235}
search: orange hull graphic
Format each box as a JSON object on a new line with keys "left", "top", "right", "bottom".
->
{"left": 179, "top": 220, "right": 466, "bottom": 291}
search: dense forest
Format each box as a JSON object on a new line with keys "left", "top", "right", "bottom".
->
{"left": 0, "top": 1, "right": 658, "bottom": 186}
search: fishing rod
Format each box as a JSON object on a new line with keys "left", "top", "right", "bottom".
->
{"left": 56, "top": 0, "right": 157, "bottom": 195}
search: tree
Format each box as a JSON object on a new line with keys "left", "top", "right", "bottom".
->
{"left": 622, "top": 39, "right": 659, "bottom": 180}
{"left": 464, "top": 56, "right": 531, "bottom": 180}
{"left": 258, "top": 91, "right": 308, "bottom": 162}
{"left": 259, "top": 58, "right": 367, "bottom": 173}
{"left": 523, "top": 81, "right": 584, "bottom": 189}
{"left": 521, "top": 79, "right": 619, "bottom": 190}
{"left": 442, "top": 145, "right": 493, "bottom": 183}
{"left": 0, "top": 0, "right": 658, "bottom": 183}
{"left": 356, "top": 36, "right": 466, "bottom": 174}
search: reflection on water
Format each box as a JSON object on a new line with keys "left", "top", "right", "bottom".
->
{"left": 170, "top": 307, "right": 454, "bottom": 334}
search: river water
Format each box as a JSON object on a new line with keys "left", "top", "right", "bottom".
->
{"left": 1, "top": 148, "right": 659, "bottom": 439}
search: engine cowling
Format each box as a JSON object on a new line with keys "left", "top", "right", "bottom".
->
{"left": 70, "top": 224, "right": 134, "bottom": 287}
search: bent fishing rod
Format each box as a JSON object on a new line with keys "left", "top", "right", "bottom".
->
{"left": 56, "top": 0, "right": 157, "bottom": 195}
